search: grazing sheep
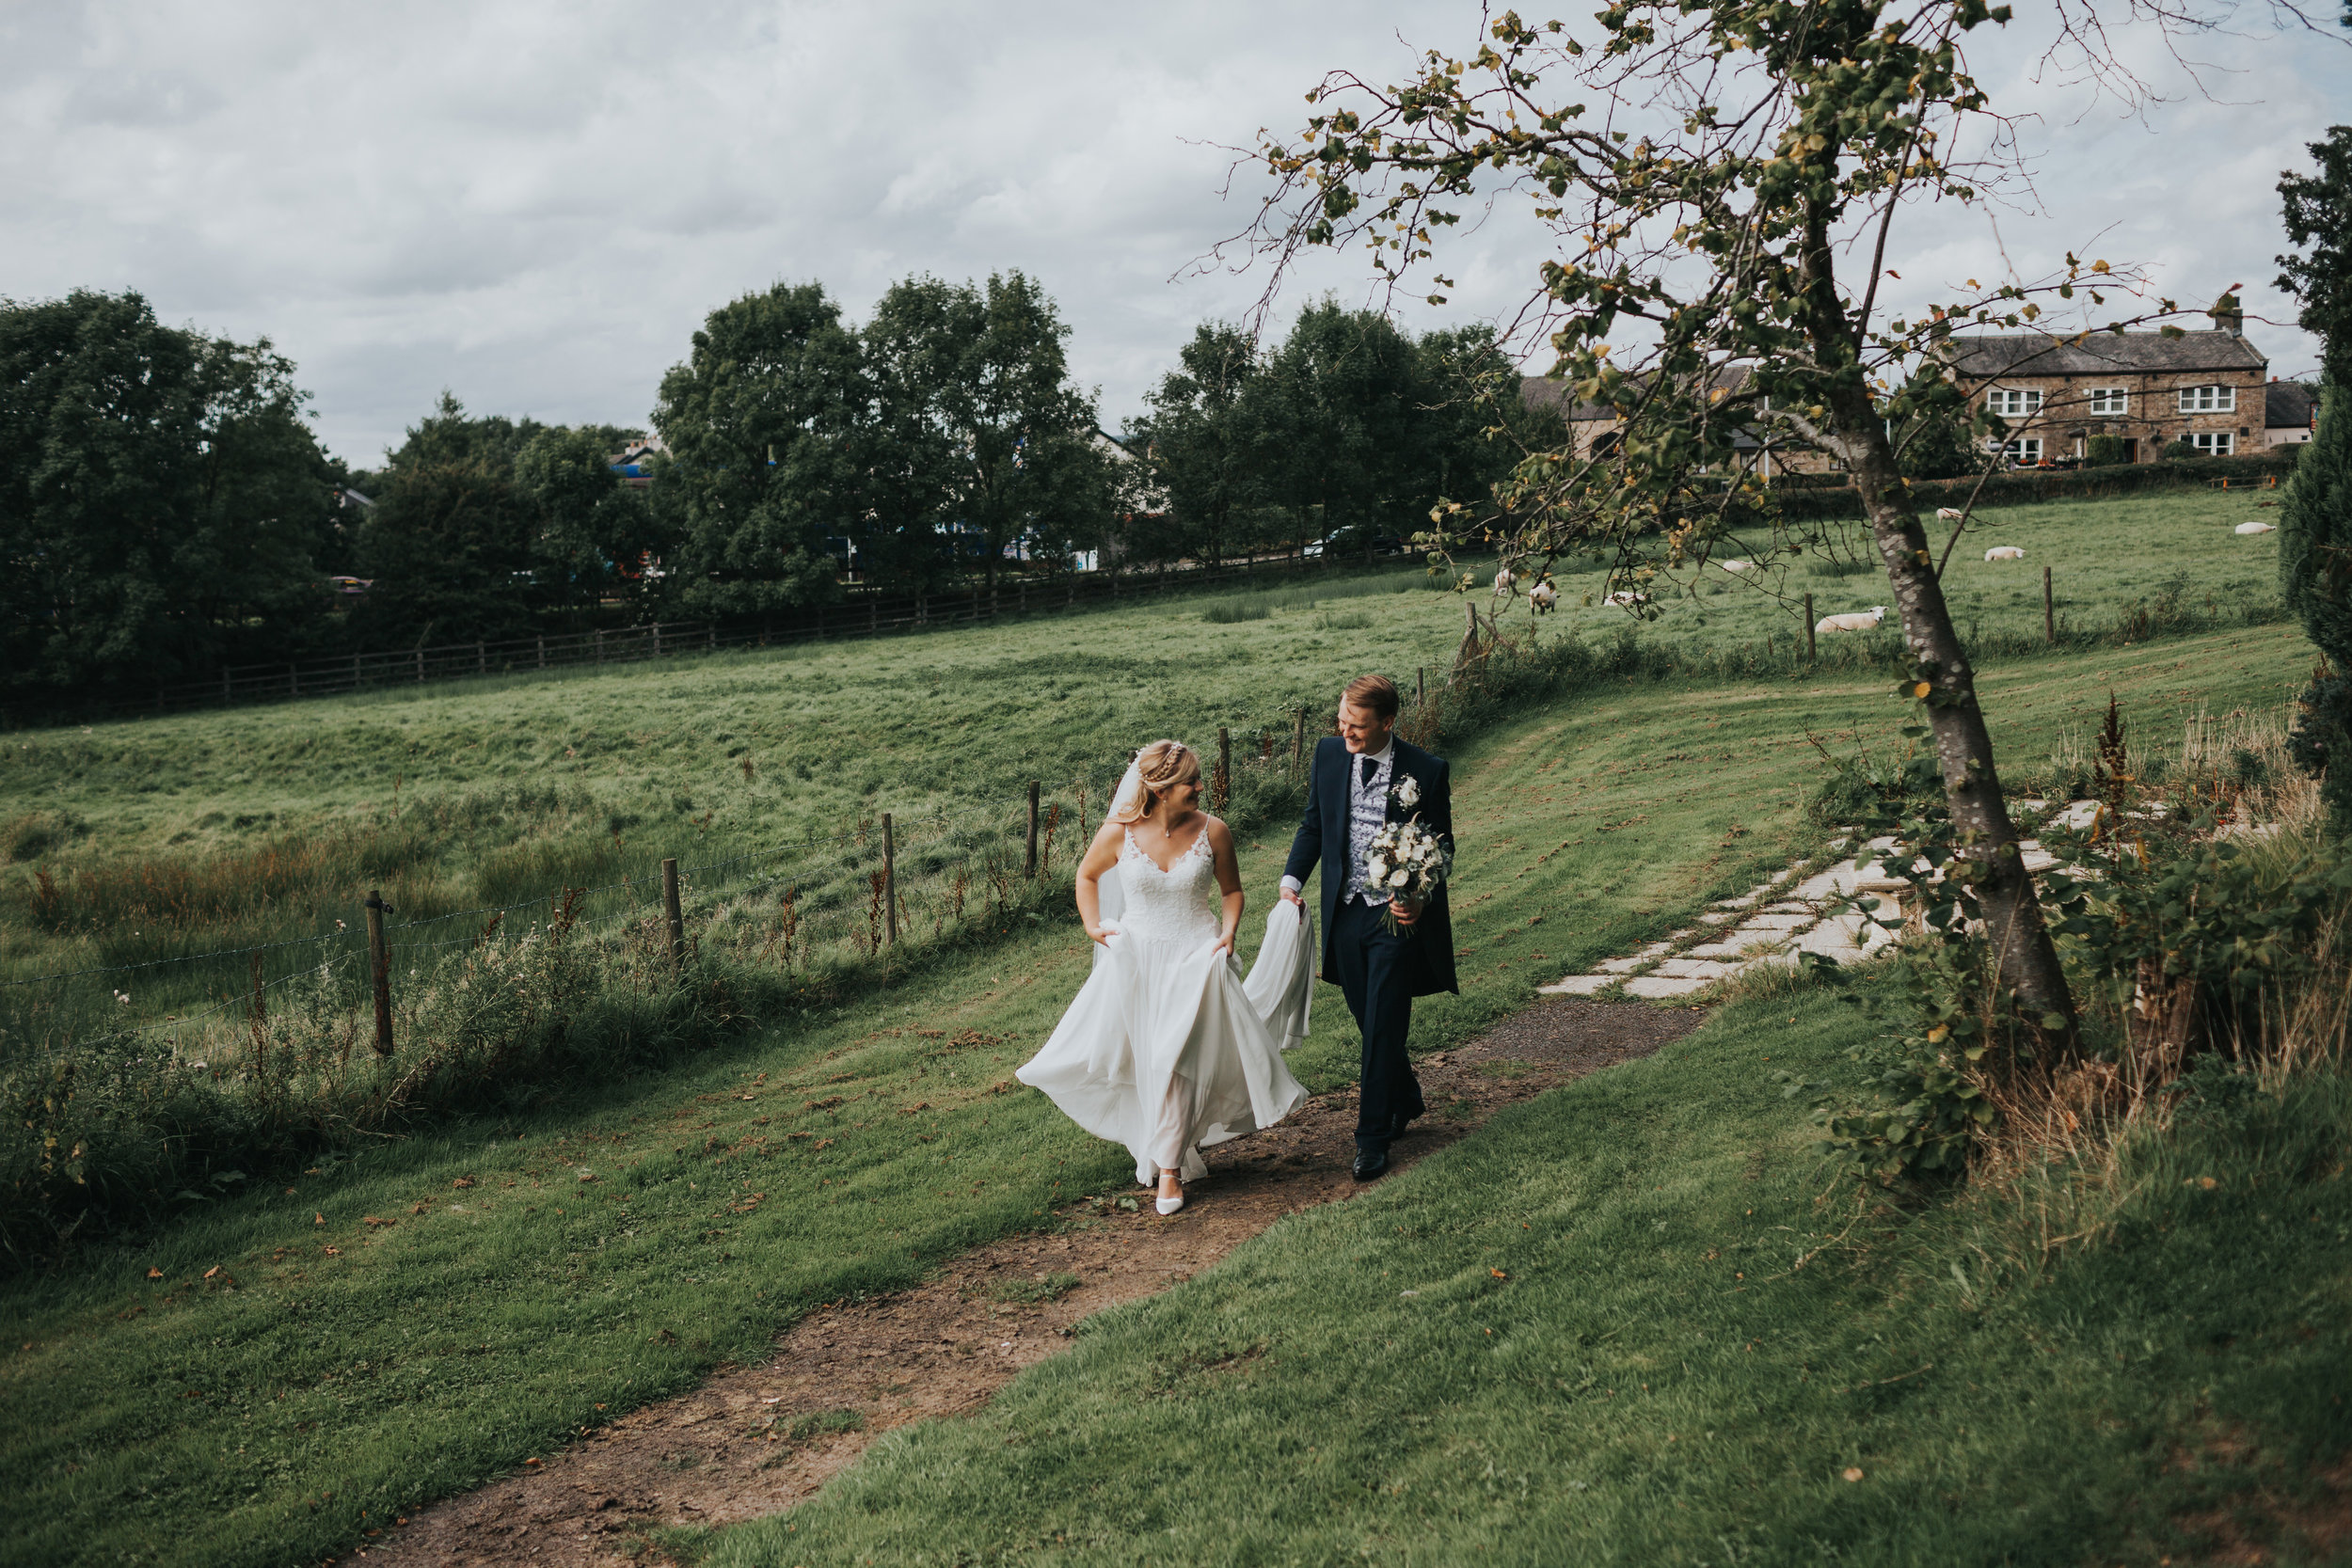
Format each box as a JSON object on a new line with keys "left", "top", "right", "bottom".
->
{"left": 1935, "top": 507, "right": 1966, "bottom": 521}
{"left": 1815, "top": 606, "right": 1888, "bottom": 634}
{"left": 1493, "top": 566, "right": 1518, "bottom": 594}
{"left": 1528, "top": 579, "right": 1559, "bottom": 614}
{"left": 1722, "top": 559, "right": 1756, "bottom": 573}
{"left": 1983, "top": 546, "right": 2026, "bottom": 562}
{"left": 1603, "top": 590, "right": 1651, "bottom": 609}
{"left": 2235, "top": 520, "right": 2276, "bottom": 535}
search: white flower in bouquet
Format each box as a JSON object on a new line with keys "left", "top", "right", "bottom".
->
{"left": 1364, "top": 818, "right": 1450, "bottom": 932}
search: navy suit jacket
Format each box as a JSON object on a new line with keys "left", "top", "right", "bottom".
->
{"left": 1283, "top": 735, "right": 1459, "bottom": 997}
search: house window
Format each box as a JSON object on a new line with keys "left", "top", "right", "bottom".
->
{"left": 2177, "top": 384, "right": 2236, "bottom": 414}
{"left": 2002, "top": 438, "right": 2043, "bottom": 465}
{"left": 1985, "top": 388, "right": 2042, "bottom": 418}
{"left": 2085, "top": 387, "right": 2129, "bottom": 415}
{"left": 2191, "top": 431, "right": 2234, "bottom": 456}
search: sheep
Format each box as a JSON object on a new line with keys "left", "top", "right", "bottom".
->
{"left": 1721, "top": 559, "right": 1756, "bottom": 573}
{"left": 1815, "top": 606, "right": 1888, "bottom": 634}
{"left": 1493, "top": 566, "right": 1518, "bottom": 594}
{"left": 1983, "top": 546, "right": 2026, "bottom": 562}
{"left": 2234, "top": 520, "right": 2277, "bottom": 535}
{"left": 1528, "top": 579, "right": 1559, "bottom": 614}
{"left": 1935, "top": 507, "right": 1966, "bottom": 521}
{"left": 1603, "top": 589, "right": 1651, "bottom": 609}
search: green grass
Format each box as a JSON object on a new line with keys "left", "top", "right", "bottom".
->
{"left": 1535, "top": 484, "right": 2286, "bottom": 654}
{"left": 0, "top": 608, "right": 2317, "bottom": 1566}
{"left": 701, "top": 995, "right": 2352, "bottom": 1568}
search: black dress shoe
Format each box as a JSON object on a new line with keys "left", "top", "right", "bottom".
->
{"left": 1351, "top": 1146, "right": 1391, "bottom": 1181}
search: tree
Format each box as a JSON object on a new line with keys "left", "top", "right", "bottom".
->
{"left": 1129, "top": 324, "right": 1270, "bottom": 566}
{"left": 348, "top": 394, "right": 545, "bottom": 645}
{"left": 515, "top": 425, "right": 661, "bottom": 620}
{"left": 1255, "top": 301, "right": 1428, "bottom": 553}
{"left": 2278, "top": 126, "right": 2352, "bottom": 388}
{"left": 0, "top": 290, "right": 336, "bottom": 695}
{"left": 1234, "top": 4, "right": 2273, "bottom": 1062}
{"left": 861, "top": 272, "right": 1111, "bottom": 589}
{"left": 652, "top": 281, "right": 860, "bottom": 615}
{"left": 2282, "top": 387, "right": 2352, "bottom": 816}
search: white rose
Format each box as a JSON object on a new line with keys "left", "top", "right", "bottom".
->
{"left": 1389, "top": 868, "right": 1411, "bottom": 888}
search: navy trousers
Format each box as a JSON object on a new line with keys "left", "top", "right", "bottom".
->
{"left": 1330, "top": 895, "right": 1425, "bottom": 1150}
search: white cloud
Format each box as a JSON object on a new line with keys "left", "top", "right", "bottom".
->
{"left": 3, "top": 1, "right": 2344, "bottom": 464}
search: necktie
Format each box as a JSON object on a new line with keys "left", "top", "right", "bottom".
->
{"left": 1361, "top": 755, "right": 1379, "bottom": 787}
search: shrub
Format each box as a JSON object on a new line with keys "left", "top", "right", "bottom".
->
{"left": 2085, "top": 433, "right": 2125, "bottom": 466}
{"left": 2280, "top": 385, "right": 2352, "bottom": 821}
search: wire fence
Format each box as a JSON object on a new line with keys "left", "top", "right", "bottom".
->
{"left": 0, "top": 708, "right": 1352, "bottom": 1074}
{"left": 12, "top": 551, "right": 1406, "bottom": 726}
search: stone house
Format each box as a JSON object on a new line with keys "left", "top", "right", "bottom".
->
{"left": 1518, "top": 367, "right": 1843, "bottom": 479}
{"left": 1939, "top": 310, "right": 2271, "bottom": 465}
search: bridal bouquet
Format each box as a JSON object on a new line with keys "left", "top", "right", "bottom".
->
{"left": 1362, "top": 817, "right": 1451, "bottom": 934}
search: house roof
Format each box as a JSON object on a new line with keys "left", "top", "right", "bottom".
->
{"left": 1941, "top": 329, "right": 2266, "bottom": 379}
{"left": 2266, "top": 380, "right": 2320, "bottom": 430}
{"left": 1520, "top": 365, "right": 1754, "bottom": 421}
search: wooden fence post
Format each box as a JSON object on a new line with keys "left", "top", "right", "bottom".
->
{"left": 596, "top": 628, "right": 605, "bottom": 665}
{"left": 536, "top": 635, "right": 546, "bottom": 670}
{"left": 365, "top": 890, "right": 393, "bottom": 1056}
{"left": 652, "top": 623, "right": 663, "bottom": 659}
{"left": 222, "top": 667, "right": 232, "bottom": 705}
{"left": 882, "top": 814, "right": 898, "bottom": 946}
{"left": 1215, "top": 727, "right": 1231, "bottom": 811}
{"left": 353, "top": 653, "right": 362, "bottom": 690}
{"left": 1025, "top": 784, "right": 1041, "bottom": 877}
{"left": 2043, "top": 565, "right": 2056, "bottom": 644}
{"left": 661, "top": 858, "right": 686, "bottom": 973}
{"left": 1804, "top": 593, "right": 1816, "bottom": 661}
{"left": 476, "top": 639, "right": 485, "bottom": 676}
{"left": 415, "top": 647, "right": 424, "bottom": 684}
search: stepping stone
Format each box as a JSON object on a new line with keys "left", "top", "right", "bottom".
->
{"left": 1595, "top": 941, "right": 1674, "bottom": 974}
{"left": 1739, "top": 911, "right": 1814, "bottom": 931}
{"left": 1666, "top": 929, "right": 1695, "bottom": 942}
{"left": 1536, "top": 974, "right": 1615, "bottom": 996}
{"left": 1651, "top": 957, "right": 1736, "bottom": 979}
{"left": 1623, "top": 973, "right": 1712, "bottom": 998}
{"left": 1685, "top": 928, "right": 1783, "bottom": 959}
{"left": 1696, "top": 911, "right": 1733, "bottom": 925}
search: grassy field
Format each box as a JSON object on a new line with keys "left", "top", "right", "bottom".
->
{"left": 0, "top": 599, "right": 2322, "bottom": 1566}
{"left": 0, "top": 486, "right": 2287, "bottom": 1010}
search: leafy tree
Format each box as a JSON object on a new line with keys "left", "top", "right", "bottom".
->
{"left": 515, "top": 426, "right": 660, "bottom": 620}
{"left": 2278, "top": 126, "right": 2352, "bottom": 388}
{"left": 348, "top": 394, "right": 547, "bottom": 644}
{"left": 652, "top": 281, "right": 860, "bottom": 615}
{"left": 2282, "top": 386, "right": 2352, "bottom": 816}
{"left": 1254, "top": 301, "right": 1427, "bottom": 554}
{"left": 1235, "top": 3, "right": 2270, "bottom": 1055}
{"left": 0, "top": 289, "right": 336, "bottom": 695}
{"left": 1128, "top": 324, "right": 1270, "bottom": 566}
{"left": 859, "top": 272, "right": 1112, "bottom": 588}
{"left": 1897, "top": 401, "right": 1989, "bottom": 481}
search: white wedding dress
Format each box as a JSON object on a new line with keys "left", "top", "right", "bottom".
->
{"left": 1016, "top": 827, "right": 1317, "bottom": 1184}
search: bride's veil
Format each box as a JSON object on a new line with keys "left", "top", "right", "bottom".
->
{"left": 1091, "top": 755, "right": 1145, "bottom": 941}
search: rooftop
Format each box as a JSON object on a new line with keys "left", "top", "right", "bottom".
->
{"left": 2266, "top": 379, "right": 2320, "bottom": 430}
{"left": 1941, "top": 328, "right": 2267, "bottom": 379}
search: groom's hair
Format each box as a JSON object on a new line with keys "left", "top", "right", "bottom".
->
{"left": 1342, "top": 673, "right": 1399, "bottom": 721}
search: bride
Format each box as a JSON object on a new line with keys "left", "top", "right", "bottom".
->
{"left": 1015, "top": 740, "right": 1315, "bottom": 1215}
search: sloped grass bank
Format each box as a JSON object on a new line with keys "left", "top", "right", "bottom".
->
{"left": 704, "top": 990, "right": 2352, "bottom": 1568}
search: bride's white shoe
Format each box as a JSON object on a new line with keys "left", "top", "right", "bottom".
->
{"left": 1155, "top": 1190, "right": 1184, "bottom": 1216}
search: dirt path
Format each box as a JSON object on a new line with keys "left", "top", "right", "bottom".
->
{"left": 358, "top": 999, "right": 1706, "bottom": 1566}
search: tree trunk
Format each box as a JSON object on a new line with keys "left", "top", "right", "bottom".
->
{"left": 1798, "top": 205, "right": 2079, "bottom": 1059}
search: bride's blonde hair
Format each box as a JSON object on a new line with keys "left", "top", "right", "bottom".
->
{"left": 1113, "top": 740, "right": 1202, "bottom": 822}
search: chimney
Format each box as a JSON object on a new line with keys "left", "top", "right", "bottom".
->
{"left": 2210, "top": 293, "right": 2244, "bottom": 337}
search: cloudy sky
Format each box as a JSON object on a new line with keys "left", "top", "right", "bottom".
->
{"left": 4, "top": 2, "right": 2344, "bottom": 467}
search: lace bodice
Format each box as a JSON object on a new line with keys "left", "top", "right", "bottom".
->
{"left": 1113, "top": 826, "right": 1222, "bottom": 942}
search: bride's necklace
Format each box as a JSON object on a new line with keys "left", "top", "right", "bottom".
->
{"left": 1131, "top": 812, "right": 1205, "bottom": 872}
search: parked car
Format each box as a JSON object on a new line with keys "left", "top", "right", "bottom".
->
{"left": 1309, "top": 529, "right": 1409, "bottom": 560}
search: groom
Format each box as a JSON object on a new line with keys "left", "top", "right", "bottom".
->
{"left": 1280, "top": 673, "right": 1457, "bottom": 1181}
